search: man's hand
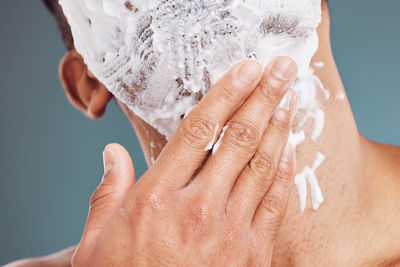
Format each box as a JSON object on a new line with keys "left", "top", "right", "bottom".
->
{"left": 4, "top": 246, "right": 76, "bottom": 267}
{"left": 73, "top": 57, "right": 298, "bottom": 266}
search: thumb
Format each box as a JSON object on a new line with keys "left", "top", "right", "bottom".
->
{"left": 81, "top": 143, "right": 135, "bottom": 247}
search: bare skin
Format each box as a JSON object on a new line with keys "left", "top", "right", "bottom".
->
{"left": 7, "top": 57, "right": 300, "bottom": 266}
{"left": 3, "top": 247, "right": 76, "bottom": 267}
{"left": 7, "top": 0, "right": 400, "bottom": 266}
{"left": 71, "top": 58, "right": 300, "bottom": 266}
{"left": 123, "top": 1, "right": 400, "bottom": 266}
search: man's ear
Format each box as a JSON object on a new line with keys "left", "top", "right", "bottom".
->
{"left": 59, "top": 50, "right": 113, "bottom": 119}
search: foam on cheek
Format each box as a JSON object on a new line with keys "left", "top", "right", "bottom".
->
{"left": 59, "top": 0, "right": 329, "bottom": 213}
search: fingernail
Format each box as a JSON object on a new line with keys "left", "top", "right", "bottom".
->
{"left": 272, "top": 57, "right": 297, "bottom": 82}
{"left": 237, "top": 61, "right": 262, "bottom": 85}
{"left": 103, "top": 147, "right": 115, "bottom": 174}
{"left": 281, "top": 143, "right": 294, "bottom": 163}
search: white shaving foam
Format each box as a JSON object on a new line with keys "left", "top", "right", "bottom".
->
{"left": 205, "top": 124, "right": 220, "bottom": 151}
{"left": 212, "top": 125, "right": 228, "bottom": 155}
{"left": 314, "top": 61, "right": 324, "bottom": 68}
{"left": 295, "top": 152, "right": 325, "bottom": 213}
{"left": 337, "top": 91, "right": 345, "bottom": 100}
{"left": 60, "top": 0, "right": 329, "bottom": 213}
{"left": 149, "top": 140, "right": 156, "bottom": 164}
{"left": 289, "top": 130, "right": 306, "bottom": 148}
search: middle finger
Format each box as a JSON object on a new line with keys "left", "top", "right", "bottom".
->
{"left": 193, "top": 56, "right": 297, "bottom": 201}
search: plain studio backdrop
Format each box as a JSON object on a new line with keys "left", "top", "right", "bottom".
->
{"left": 0, "top": 0, "right": 399, "bottom": 264}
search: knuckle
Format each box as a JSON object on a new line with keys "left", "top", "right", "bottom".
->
{"left": 128, "top": 189, "right": 165, "bottom": 219}
{"left": 189, "top": 206, "right": 213, "bottom": 229}
{"left": 259, "top": 80, "right": 281, "bottom": 103}
{"left": 271, "top": 113, "right": 291, "bottom": 132}
{"left": 262, "top": 213, "right": 284, "bottom": 234}
{"left": 188, "top": 198, "right": 215, "bottom": 228}
{"left": 219, "top": 82, "right": 240, "bottom": 105}
{"left": 249, "top": 151, "right": 276, "bottom": 179}
{"left": 275, "top": 161, "right": 293, "bottom": 183}
{"left": 181, "top": 115, "right": 216, "bottom": 147}
{"left": 262, "top": 193, "right": 286, "bottom": 220}
{"left": 226, "top": 120, "right": 260, "bottom": 150}
{"left": 218, "top": 70, "right": 253, "bottom": 105}
{"left": 90, "top": 184, "right": 116, "bottom": 210}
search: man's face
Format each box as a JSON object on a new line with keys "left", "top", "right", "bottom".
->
{"left": 60, "top": 0, "right": 322, "bottom": 139}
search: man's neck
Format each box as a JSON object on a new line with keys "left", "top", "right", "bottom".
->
{"left": 120, "top": 2, "right": 400, "bottom": 265}
{"left": 271, "top": 4, "right": 400, "bottom": 266}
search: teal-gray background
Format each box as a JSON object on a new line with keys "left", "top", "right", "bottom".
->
{"left": 0, "top": 0, "right": 399, "bottom": 264}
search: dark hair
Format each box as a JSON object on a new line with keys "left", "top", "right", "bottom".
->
{"left": 42, "top": 0, "right": 74, "bottom": 50}
{"left": 43, "top": 0, "right": 329, "bottom": 51}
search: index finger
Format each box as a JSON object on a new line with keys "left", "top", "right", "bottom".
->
{"left": 154, "top": 60, "right": 263, "bottom": 188}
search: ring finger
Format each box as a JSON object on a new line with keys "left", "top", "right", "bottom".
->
{"left": 228, "top": 89, "right": 297, "bottom": 221}
{"left": 193, "top": 57, "right": 297, "bottom": 202}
